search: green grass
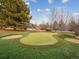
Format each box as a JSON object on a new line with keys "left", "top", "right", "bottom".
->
{"left": 56, "top": 33, "right": 76, "bottom": 39}
{"left": 0, "top": 32, "right": 79, "bottom": 59}
{"left": 20, "top": 32, "right": 58, "bottom": 46}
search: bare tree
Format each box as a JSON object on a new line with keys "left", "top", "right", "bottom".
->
{"left": 74, "top": 23, "right": 79, "bottom": 35}
{"left": 52, "top": 21, "right": 59, "bottom": 31}
{"left": 39, "top": 22, "right": 51, "bottom": 31}
{"left": 50, "top": 7, "right": 69, "bottom": 31}
{"left": 68, "top": 17, "right": 79, "bottom": 35}
{"left": 58, "top": 19, "right": 66, "bottom": 31}
{"left": 68, "top": 19, "right": 76, "bottom": 31}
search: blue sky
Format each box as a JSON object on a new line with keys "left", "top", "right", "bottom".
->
{"left": 24, "top": 0, "right": 79, "bottom": 24}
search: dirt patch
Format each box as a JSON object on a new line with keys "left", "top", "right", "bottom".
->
{"left": 65, "top": 38, "right": 79, "bottom": 43}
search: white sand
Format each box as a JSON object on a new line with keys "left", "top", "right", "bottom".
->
{"left": 1, "top": 35, "right": 23, "bottom": 39}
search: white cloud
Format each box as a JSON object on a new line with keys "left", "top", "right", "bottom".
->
{"left": 61, "top": 0, "right": 69, "bottom": 3}
{"left": 45, "top": 8, "right": 51, "bottom": 12}
{"left": 73, "top": 12, "right": 79, "bottom": 19}
{"left": 30, "top": 11, "right": 32, "bottom": 14}
{"left": 73, "top": 13, "right": 79, "bottom": 16}
{"left": 48, "top": 0, "right": 53, "bottom": 4}
{"left": 37, "top": 8, "right": 41, "bottom": 12}
{"left": 30, "top": 16, "right": 49, "bottom": 25}
{"left": 25, "top": 2, "right": 30, "bottom": 5}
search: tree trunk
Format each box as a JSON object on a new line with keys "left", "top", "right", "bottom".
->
{"left": 13, "top": 25, "right": 17, "bottom": 30}
{"left": 24, "top": 27, "right": 27, "bottom": 31}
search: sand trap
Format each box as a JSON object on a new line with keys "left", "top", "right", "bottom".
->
{"left": 65, "top": 38, "right": 79, "bottom": 44}
{"left": 1, "top": 35, "right": 23, "bottom": 40}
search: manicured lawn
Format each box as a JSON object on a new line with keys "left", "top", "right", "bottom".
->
{"left": 20, "top": 32, "right": 58, "bottom": 46}
{"left": 0, "top": 32, "right": 79, "bottom": 59}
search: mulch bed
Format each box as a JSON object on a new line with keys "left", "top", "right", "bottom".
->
{"left": 0, "top": 29, "right": 26, "bottom": 32}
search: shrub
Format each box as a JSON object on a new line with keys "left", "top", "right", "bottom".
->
{"left": 46, "top": 28, "right": 51, "bottom": 32}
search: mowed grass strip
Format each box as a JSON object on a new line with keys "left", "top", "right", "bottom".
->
{"left": 20, "top": 32, "right": 58, "bottom": 46}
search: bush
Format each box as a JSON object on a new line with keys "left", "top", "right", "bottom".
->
{"left": 46, "top": 28, "right": 51, "bottom": 32}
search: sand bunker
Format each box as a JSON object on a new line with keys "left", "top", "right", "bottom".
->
{"left": 1, "top": 35, "right": 23, "bottom": 39}
{"left": 65, "top": 38, "right": 79, "bottom": 44}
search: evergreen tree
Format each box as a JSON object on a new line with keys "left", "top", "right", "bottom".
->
{"left": 0, "top": 0, "right": 32, "bottom": 30}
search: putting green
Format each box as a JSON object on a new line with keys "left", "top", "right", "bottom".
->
{"left": 20, "top": 32, "right": 58, "bottom": 46}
